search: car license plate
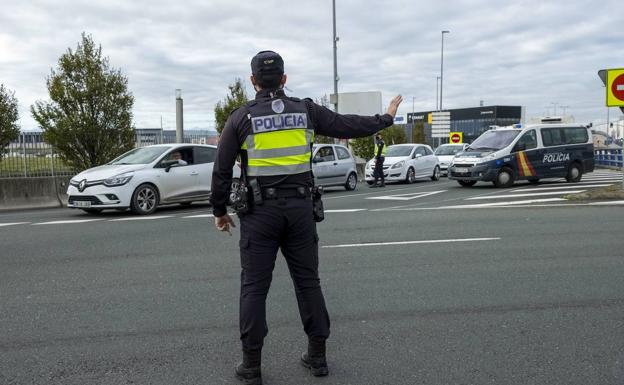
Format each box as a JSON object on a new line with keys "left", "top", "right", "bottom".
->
{"left": 74, "top": 200, "right": 91, "bottom": 208}
{"left": 454, "top": 167, "right": 469, "bottom": 173}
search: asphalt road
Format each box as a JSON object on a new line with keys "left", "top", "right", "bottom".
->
{"left": 2, "top": 171, "right": 624, "bottom": 385}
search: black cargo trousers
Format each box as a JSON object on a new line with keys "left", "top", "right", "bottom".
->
{"left": 238, "top": 195, "right": 330, "bottom": 351}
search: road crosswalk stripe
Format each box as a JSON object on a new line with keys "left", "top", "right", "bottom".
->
{"left": 511, "top": 184, "right": 610, "bottom": 192}
{"left": 109, "top": 215, "right": 174, "bottom": 221}
{"left": 182, "top": 214, "right": 214, "bottom": 218}
{"left": 466, "top": 190, "right": 585, "bottom": 200}
{"left": 322, "top": 237, "right": 500, "bottom": 248}
{"left": 325, "top": 209, "right": 367, "bottom": 213}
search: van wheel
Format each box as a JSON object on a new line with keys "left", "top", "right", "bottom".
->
{"left": 494, "top": 167, "right": 515, "bottom": 188}
{"left": 565, "top": 162, "right": 582, "bottom": 183}
{"left": 528, "top": 178, "right": 540, "bottom": 184}
{"left": 345, "top": 172, "right": 358, "bottom": 191}
{"left": 130, "top": 183, "right": 159, "bottom": 215}
{"left": 405, "top": 167, "right": 416, "bottom": 184}
{"left": 458, "top": 180, "right": 477, "bottom": 187}
{"left": 431, "top": 166, "right": 441, "bottom": 181}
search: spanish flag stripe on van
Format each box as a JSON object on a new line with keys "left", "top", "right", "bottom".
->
{"left": 516, "top": 152, "right": 535, "bottom": 177}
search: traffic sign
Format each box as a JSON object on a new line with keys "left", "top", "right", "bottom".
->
{"left": 606, "top": 68, "right": 624, "bottom": 107}
{"left": 450, "top": 132, "right": 462, "bottom": 143}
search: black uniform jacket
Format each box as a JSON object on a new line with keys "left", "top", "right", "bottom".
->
{"left": 210, "top": 89, "right": 393, "bottom": 217}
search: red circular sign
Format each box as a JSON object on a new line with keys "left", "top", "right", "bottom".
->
{"left": 451, "top": 133, "right": 461, "bottom": 143}
{"left": 612, "top": 74, "right": 624, "bottom": 101}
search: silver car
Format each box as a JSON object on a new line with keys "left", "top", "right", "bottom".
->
{"left": 312, "top": 144, "right": 358, "bottom": 190}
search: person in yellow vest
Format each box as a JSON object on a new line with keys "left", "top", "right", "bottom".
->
{"left": 210, "top": 50, "right": 402, "bottom": 385}
{"left": 371, "top": 133, "right": 386, "bottom": 187}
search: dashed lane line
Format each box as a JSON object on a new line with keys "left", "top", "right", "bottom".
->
{"left": 109, "top": 215, "right": 174, "bottom": 222}
{"left": 325, "top": 209, "right": 367, "bottom": 213}
{"left": 510, "top": 184, "right": 610, "bottom": 192}
{"left": 322, "top": 237, "right": 501, "bottom": 248}
{"left": 182, "top": 214, "right": 214, "bottom": 218}
{"left": 32, "top": 219, "right": 104, "bottom": 225}
{"left": 0, "top": 222, "right": 31, "bottom": 227}
{"left": 384, "top": 198, "right": 567, "bottom": 210}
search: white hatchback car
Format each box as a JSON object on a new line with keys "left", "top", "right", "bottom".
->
{"left": 434, "top": 143, "right": 468, "bottom": 175}
{"left": 312, "top": 144, "right": 358, "bottom": 190}
{"left": 67, "top": 144, "right": 239, "bottom": 215}
{"left": 365, "top": 143, "right": 440, "bottom": 184}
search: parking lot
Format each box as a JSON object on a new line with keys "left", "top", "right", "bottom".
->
{"left": 2, "top": 170, "right": 624, "bottom": 384}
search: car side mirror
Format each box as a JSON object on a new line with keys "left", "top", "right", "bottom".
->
{"left": 415, "top": 153, "right": 423, "bottom": 158}
{"left": 161, "top": 159, "right": 179, "bottom": 172}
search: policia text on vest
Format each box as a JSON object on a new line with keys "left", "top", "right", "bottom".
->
{"left": 210, "top": 49, "right": 403, "bottom": 384}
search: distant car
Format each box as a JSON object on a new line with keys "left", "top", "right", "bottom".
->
{"left": 365, "top": 143, "right": 440, "bottom": 184}
{"left": 434, "top": 143, "right": 468, "bottom": 175}
{"left": 312, "top": 144, "right": 358, "bottom": 190}
{"left": 67, "top": 144, "right": 240, "bottom": 215}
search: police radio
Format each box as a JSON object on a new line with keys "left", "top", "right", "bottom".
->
{"left": 312, "top": 185, "right": 324, "bottom": 222}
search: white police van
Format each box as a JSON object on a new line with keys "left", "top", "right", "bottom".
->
{"left": 448, "top": 122, "right": 594, "bottom": 187}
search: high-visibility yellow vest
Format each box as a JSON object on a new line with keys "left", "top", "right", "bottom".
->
{"left": 242, "top": 97, "right": 314, "bottom": 177}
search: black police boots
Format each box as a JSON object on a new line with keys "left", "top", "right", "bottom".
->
{"left": 300, "top": 337, "right": 329, "bottom": 377}
{"left": 235, "top": 348, "right": 262, "bottom": 385}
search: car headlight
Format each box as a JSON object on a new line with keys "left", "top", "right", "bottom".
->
{"left": 476, "top": 154, "right": 497, "bottom": 164}
{"left": 104, "top": 172, "right": 134, "bottom": 186}
{"left": 391, "top": 160, "right": 405, "bottom": 169}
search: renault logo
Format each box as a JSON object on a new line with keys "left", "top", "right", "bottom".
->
{"left": 78, "top": 179, "right": 87, "bottom": 192}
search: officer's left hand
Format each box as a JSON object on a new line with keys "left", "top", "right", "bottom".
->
{"left": 215, "top": 214, "right": 236, "bottom": 236}
{"left": 386, "top": 95, "right": 403, "bottom": 118}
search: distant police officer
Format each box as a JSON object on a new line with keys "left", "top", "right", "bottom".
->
{"left": 371, "top": 133, "right": 386, "bottom": 187}
{"left": 211, "top": 50, "right": 402, "bottom": 385}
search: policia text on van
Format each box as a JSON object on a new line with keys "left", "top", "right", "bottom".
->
{"left": 448, "top": 123, "right": 594, "bottom": 187}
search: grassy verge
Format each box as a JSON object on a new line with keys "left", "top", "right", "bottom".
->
{"left": 565, "top": 183, "right": 624, "bottom": 201}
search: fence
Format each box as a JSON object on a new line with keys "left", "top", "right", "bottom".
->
{"left": 0, "top": 132, "right": 76, "bottom": 178}
{"left": 1, "top": 131, "right": 219, "bottom": 178}
{"left": 595, "top": 148, "right": 623, "bottom": 168}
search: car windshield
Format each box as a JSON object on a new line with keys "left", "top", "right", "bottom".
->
{"left": 435, "top": 145, "right": 464, "bottom": 156}
{"left": 109, "top": 147, "right": 170, "bottom": 165}
{"left": 385, "top": 146, "right": 414, "bottom": 157}
{"left": 467, "top": 130, "right": 521, "bottom": 151}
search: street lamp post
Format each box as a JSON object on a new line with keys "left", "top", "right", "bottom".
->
{"left": 436, "top": 76, "right": 440, "bottom": 111}
{"left": 440, "top": 30, "right": 449, "bottom": 111}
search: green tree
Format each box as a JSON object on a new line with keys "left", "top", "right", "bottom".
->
{"left": 214, "top": 78, "right": 248, "bottom": 134}
{"left": 31, "top": 33, "right": 135, "bottom": 170}
{"left": 412, "top": 122, "right": 425, "bottom": 143}
{"left": 0, "top": 84, "right": 20, "bottom": 159}
{"left": 350, "top": 125, "right": 407, "bottom": 160}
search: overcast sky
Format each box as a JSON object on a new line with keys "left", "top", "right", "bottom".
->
{"left": 1, "top": 0, "right": 622, "bottom": 132}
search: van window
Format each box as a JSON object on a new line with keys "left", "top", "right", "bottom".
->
{"left": 516, "top": 130, "right": 537, "bottom": 150}
{"left": 564, "top": 127, "right": 589, "bottom": 144}
{"left": 541, "top": 128, "right": 564, "bottom": 147}
{"left": 336, "top": 146, "right": 351, "bottom": 160}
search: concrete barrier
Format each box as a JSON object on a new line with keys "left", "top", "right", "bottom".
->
{"left": 0, "top": 176, "right": 71, "bottom": 211}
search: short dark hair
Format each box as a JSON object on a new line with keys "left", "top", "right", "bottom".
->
{"left": 256, "top": 73, "right": 282, "bottom": 89}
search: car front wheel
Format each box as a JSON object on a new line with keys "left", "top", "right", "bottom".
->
{"left": 431, "top": 166, "right": 440, "bottom": 181}
{"left": 130, "top": 183, "right": 159, "bottom": 215}
{"left": 345, "top": 172, "right": 357, "bottom": 191}
{"left": 405, "top": 167, "right": 416, "bottom": 184}
{"left": 493, "top": 167, "right": 515, "bottom": 188}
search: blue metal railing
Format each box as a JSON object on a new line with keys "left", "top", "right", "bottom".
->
{"left": 595, "top": 148, "right": 623, "bottom": 167}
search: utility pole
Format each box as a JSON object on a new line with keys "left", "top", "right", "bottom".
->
{"left": 439, "top": 30, "right": 449, "bottom": 111}
{"left": 332, "top": 0, "right": 339, "bottom": 114}
{"left": 176, "top": 89, "right": 184, "bottom": 143}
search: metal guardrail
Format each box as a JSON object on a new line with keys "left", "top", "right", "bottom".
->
{"left": 595, "top": 148, "right": 623, "bottom": 167}
{"left": 1, "top": 131, "right": 218, "bottom": 178}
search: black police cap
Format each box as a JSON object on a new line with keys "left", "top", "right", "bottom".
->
{"left": 251, "top": 51, "right": 284, "bottom": 77}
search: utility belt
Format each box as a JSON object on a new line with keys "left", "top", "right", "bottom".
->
{"left": 231, "top": 177, "right": 324, "bottom": 222}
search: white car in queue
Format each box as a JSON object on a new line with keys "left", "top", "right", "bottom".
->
{"left": 312, "top": 144, "right": 358, "bottom": 190}
{"left": 434, "top": 143, "right": 468, "bottom": 176}
{"left": 67, "top": 144, "right": 240, "bottom": 215}
{"left": 365, "top": 143, "right": 441, "bottom": 184}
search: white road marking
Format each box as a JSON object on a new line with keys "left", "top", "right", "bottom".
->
{"left": 182, "top": 214, "right": 214, "bottom": 218}
{"left": 511, "top": 184, "right": 610, "bottom": 192}
{"left": 322, "top": 237, "right": 500, "bottom": 248}
{"left": 0, "top": 222, "right": 30, "bottom": 227}
{"left": 386, "top": 198, "right": 568, "bottom": 210}
{"left": 325, "top": 209, "right": 367, "bottom": 213}
{"left": 33, "top": 219, "right": 104, "bottom": 225}
{"left": 109, "top": 215, "right": 173, "bottom": 222}
{"left": 366, "top": 190, "right": 447, "bottom": 201}
{"left": 466, "top": 190, "right": 584, "bottom": 200}
{"left": 588, "top": 200, "right": 624, "bottom": 205}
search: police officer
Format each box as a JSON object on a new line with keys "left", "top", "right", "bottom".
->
{"left": 211, "top": 50, "right": 402, "bottom": 385}
{"left": 371, "top": 133, "right": 386, "bottom": 187}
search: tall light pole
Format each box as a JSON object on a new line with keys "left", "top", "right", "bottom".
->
{"left": 440, "top": 30, "right": 450, "bottom": 111}
{"left": 332, "top": 0, "right": 339, "bottom": 114}
{"left": 436, "top": 76, "right": 440, "bottom": 110}
{"left": 175, "top": 89, "right": 183, "bottom": 144}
